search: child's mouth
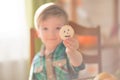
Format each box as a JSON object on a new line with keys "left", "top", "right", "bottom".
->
{"left": 65, "top": 35, "right": 70, "bottom": 37}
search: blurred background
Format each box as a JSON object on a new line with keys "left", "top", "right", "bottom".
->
{"left": 0, "top": 0, "right": 119, "bottom": 80}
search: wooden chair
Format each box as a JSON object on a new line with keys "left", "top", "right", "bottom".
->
{"left": 69, "top": 21, "right": 101, "bottom": 80}
{"left": 30, "top": 21, "right": 102, "bottom": 80}
{"left": 30, "top": 28, "right": 42, "bottom": 64}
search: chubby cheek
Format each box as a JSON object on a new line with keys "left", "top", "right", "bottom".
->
{"left": 58, "top": 36, "right": 62, "bottom": 43}
{"left": 37, "top": 31, "right": 45, "bottom": 40}
{"left": 39, "top": 33, "right": 47, "bottom": 41}
{"left": 56, "top": 32, "right": 62, "bottom": 40}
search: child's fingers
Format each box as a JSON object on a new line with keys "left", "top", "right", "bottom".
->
{"left": 63, "top": 40, "right": 71, "bottom": 48}
{"left": 64, "top": 38, "right": 79, "bottom": 49}
{"left": 63, "top": 40, "right": 76, "bottom": 52}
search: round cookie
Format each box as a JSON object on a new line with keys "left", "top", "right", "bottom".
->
{"left": 59, "top": 25, "right": 74, "bottom": 40}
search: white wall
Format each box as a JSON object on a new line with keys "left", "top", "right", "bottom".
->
{"left": 0, "top": 0, "right": 29, "bottom": 80}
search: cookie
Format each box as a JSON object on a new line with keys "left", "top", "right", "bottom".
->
{"left": 59, "top": 25, "right": 74, "bottom": 40}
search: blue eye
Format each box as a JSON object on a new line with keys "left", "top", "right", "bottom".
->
{"left": 56, "top": 27, "right": 61, "bottom": 30}
{"left": 42, "top": 27, "right": 48, "bottom": 30}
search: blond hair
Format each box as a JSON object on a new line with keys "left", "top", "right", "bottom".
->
{"left": 34, "top": 2, "right": 68, "bottom": 30}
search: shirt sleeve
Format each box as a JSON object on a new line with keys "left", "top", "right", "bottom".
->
{"left": 29, "top": 53, "right": 41, "bottom": 80}
{"left": 71, "top": 62, "right": 85, "bottom": 72}
{"left": 67, "top": 59, "right": 85, "bottom": 79}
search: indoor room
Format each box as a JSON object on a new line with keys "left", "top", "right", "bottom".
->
{"left": 0, "top": 0, "right": 120, "bottom": 80}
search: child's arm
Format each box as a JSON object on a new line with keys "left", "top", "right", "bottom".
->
{"left": 63, "top": 37, "right": 83, "bottom": 67}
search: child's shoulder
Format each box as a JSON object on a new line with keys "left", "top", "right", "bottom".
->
{"left": 32, "top": 52, "right": 42, "bottom": 64}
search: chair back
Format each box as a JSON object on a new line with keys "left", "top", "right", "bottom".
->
{"left": 69, "top": 21, "right": 102, "bottom": 79}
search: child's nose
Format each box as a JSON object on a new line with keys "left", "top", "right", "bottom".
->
{"left": 49, "top": 30, "right": 56, "bottom": 36}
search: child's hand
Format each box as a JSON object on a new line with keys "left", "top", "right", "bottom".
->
{"left": 63, "top": 37, "right": 83, "bottom": 67}
{"left": 63, "top": 37, "right": 79, "bottom": 54}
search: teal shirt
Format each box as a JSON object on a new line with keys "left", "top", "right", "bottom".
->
{"left": 29, "top": 43, "right": 85, "bottom": 80}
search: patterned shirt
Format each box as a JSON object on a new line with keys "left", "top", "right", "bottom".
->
{"left": 29, "top": 42, "right": 85, "bottom": 80}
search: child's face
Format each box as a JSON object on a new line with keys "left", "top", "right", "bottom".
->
{"left": 37, "top": 16, "right": 66, "bottom": 49}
